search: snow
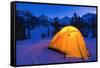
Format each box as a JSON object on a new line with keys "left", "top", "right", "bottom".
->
{"left": 82, "top": 13, "right": 96, "bottom": 24}
{"left": 30, "top": 26, "right": 48, "bottom": 40}
{"left": 16, "top": 38, "right": 97, "bottom": 65}
{"left": 30, "top": 25, "right": 54, "bottom": 40}
{"left": 84, "top": 38, "right": 97, "bottom": 61}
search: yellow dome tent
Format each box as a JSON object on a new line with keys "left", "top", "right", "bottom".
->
{"left": 48, "top": 26, "right": 89, "bottom": 60}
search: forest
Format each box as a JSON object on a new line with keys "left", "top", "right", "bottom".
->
{"left": 15, "top": 10, "right": 97, "bottom": 40}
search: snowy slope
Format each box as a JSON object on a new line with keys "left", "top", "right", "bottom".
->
{"left": 16, "top": 38, "right": 97, "bottom": 65}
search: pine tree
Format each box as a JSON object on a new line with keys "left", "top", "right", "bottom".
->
{"left": 51, "top": 17, "right": 61, "bottom": 35}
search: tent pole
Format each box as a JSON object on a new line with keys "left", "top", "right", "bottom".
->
{"left": 76, "top": 35, "right": 84, "bottom": 61}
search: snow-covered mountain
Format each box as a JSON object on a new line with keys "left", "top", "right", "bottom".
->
{"left": 82, "top": 13, "right": 96, "bottom": 24}
{"left": 38, "top": 15, "right": 53, "bottom": 23}
{"left": 81, "top": 13, "right": 97, "bottom": 38}
{"left": 60, "top": 16, "right": 70, "bottom": 25}
{"left": 38, "top": 15, "right": 71, "bottom": 25}
{"left": 51, "top": 16, "right": 70, "bottom": 25}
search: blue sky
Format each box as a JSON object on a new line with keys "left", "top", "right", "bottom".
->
{"left": 16, "top": 3, "right": 96, "bottom": 18}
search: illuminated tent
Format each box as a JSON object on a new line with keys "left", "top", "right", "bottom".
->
{"left": 48, "top": 26, "right": 89, "bottom": 60}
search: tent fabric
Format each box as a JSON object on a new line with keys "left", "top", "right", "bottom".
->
{"left": 49, "top": 26, "right": 89, "bottom": 59}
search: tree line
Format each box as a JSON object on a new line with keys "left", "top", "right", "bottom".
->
{"left": 15, "top": 10, "right": 97, "bottom": 40}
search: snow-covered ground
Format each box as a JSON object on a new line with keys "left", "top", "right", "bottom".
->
{"left": 16, "top": 38, "right": 97, "bottom": 65}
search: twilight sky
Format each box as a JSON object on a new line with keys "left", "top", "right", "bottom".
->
{"left": 16, "top": 3, "right": 96, "bottom": 18}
